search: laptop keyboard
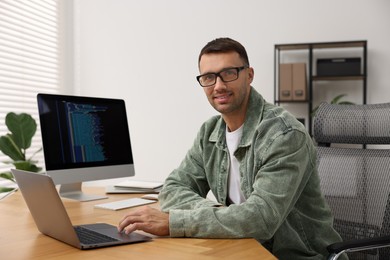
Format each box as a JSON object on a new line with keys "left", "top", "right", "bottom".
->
{"left": 75, "top": 226, "right": 119, "bottom": 244}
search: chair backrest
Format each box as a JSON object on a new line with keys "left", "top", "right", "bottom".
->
{"left": 313, "top": 102, "right": 390, "bottom": 260}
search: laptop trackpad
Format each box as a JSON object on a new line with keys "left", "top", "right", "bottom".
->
{"left": 83, "top": 223, "right": 152, "bottom": 242}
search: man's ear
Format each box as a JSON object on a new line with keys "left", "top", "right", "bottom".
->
{"left": 248, "top": 67, "right": 254, "bottom": 83}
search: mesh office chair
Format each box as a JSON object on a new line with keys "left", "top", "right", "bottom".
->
{"left": 313, "top": 102, "right": 390, "bottom": 260}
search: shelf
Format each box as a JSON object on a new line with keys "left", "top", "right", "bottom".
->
{"left": 275, "top": 100, "right": 310, "bottom": 104}
{"left": 275, "top": 40, "right": 367, "bottom": 51}
{"left": 274, "top": 40, "right": 367, "bottom": 135}
{"left": 312, "top": 75, "right": 366, "bottom": 81}
{"left": 275, "top": 44, "right": 310, "bottom": 51}
{"left": 311, "top": 41, "right": 366, "bottom": 49}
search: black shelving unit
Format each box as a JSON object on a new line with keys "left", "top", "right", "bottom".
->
{"left": 274, "top": 40, "right": 367, "bottom": 134}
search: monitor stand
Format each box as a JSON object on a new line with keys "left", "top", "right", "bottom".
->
{"left": 59, "top": 182, "right": 108, "bottom": 202}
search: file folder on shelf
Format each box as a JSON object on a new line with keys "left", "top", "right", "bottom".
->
{"left": 279, "top": 63, "right": 307, "bottom": 101}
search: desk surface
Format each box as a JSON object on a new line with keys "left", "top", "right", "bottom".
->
{"left": 0, "top": 187, "right": 276, "bottom": 260}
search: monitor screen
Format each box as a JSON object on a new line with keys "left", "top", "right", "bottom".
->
{"left": 37, "top": 93, "right": 135, "bottom": 201}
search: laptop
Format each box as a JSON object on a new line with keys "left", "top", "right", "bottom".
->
{"left": 12, "top": 169, "right": 152, "bottom": 249}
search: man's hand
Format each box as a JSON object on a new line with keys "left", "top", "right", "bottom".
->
{"left": 117, "top": 206, "right": 169, "bottom": 236}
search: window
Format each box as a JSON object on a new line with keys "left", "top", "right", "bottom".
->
{"left": 0, "top": 0, "right": 63, "bottom": 180}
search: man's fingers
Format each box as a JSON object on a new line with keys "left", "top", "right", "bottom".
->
{"left": 124, "top": 223, "right": 137, "bottom": 234}
{"left": 117, "top": 206, "right": 169, "bottom": 236}
{"left": 117, "top": 208, "right": 145, "bottom": 232}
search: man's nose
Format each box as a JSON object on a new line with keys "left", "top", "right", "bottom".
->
{"left": 214, "top": 76, "right": 226, "bottom": 90}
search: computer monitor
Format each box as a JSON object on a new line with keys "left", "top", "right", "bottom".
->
{"left": 37, "top": 93, "right": 135, "bottom": 201}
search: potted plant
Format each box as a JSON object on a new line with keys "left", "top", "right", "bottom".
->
{"left": 0, "top": 112, "right": 42, "bottom": 193}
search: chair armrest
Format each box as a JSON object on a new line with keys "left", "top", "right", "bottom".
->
{"left": 327, "top": 235, "right": 390, "bottom": 259}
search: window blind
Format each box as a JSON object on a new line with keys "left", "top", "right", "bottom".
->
{"left": 0, "top": 0, "right": 61, "bottom": 178}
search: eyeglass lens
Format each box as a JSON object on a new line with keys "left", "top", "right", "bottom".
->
{"left": 197, "top": 67, "right": 245, "bottom": 87}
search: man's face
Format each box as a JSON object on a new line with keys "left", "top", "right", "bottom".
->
{"left": 198, "top": 52, "right": 254, "bottom": 117}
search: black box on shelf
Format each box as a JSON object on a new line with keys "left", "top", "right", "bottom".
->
{"left": 317, "top": 57, "right": 361, "bottom": 76}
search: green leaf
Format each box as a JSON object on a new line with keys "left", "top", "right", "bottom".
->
{"left": 13, "top": 161, "right": 42, "bottom": 173}
{"left": 0, "top": 172, "right": 15, "bottom": 182}
{"left": 338, "top": 101, "right": 355, "bottom": 105}
{"left": 0, "top": 134, "right": 25, "bottom": 161}
{"left": 5, "top": 112, "right": 37, "bottom": 150}
{"left": 0, "top": 187, "right": 15, "bottom": 193}
{"left": 330, "top": 94, "right": 347, "bottom": 104}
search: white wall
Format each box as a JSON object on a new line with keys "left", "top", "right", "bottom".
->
{"left": 71, "top": 0, "right": 390, "bottom": 182}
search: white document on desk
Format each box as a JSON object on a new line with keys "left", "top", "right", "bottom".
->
{"left": 106, "top": 180, "right": 163, "bottom": 194}
{"left": 105, "top": 185, "right": 162, "bottom": 194}
{"left": 115, "top": 180, "right": 163, "bottom": 190}
{"left": 94, "top": 198, "right": 155, "bottom": 210}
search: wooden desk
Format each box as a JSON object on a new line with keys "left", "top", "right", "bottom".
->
{"left": 0, "top": 187, "right": 276, "bottom": 260}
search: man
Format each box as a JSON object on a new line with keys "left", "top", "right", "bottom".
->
{"left": 118, "top": 38, "right": 345, "bottom": 259}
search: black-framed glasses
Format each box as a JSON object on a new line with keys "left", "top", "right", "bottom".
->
{"left": 196, "top": 66, "right": 247, "bottom": 87}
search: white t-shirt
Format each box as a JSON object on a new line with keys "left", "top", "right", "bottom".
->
{"left": 226, "top": 125, "right": 246, "bottom": 204}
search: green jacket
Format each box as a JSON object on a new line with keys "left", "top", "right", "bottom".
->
{"left": 159, "top": 87, "right": 345, "bottom": 259}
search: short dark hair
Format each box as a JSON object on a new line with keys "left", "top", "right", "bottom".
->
{"left": 198, "top": 37, "right": 250, "bottom": 67}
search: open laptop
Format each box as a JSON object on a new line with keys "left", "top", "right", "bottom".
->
{"left": 12, "top": 169, "right": 152, "bottom": 249}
